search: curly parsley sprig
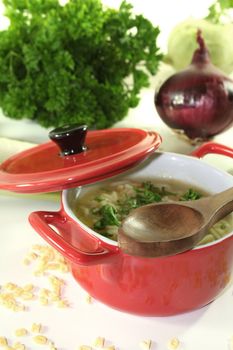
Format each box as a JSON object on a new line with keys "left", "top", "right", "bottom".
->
{"left": 0, "top": 0, "right": 162, "bottom": 129}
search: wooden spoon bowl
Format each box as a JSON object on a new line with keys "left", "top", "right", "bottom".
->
{"left": 118, "top": 187, "right": 233, "bottom": 257}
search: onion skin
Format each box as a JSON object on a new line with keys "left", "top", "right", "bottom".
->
{"left": 154, "top": 31, "right": 233, "bottom": 140}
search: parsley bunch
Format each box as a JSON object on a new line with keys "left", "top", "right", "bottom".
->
{"left": 0, "top": 0, "right": 162, "bottom": 129}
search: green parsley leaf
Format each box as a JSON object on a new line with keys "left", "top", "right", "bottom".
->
{"left": 93, "top": 204, "right": 120, "bottom": 230}
{"left": 179, "top": 189, "right": 202, "bottom": 201}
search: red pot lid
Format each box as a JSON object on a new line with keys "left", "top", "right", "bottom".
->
{"left": 0, "top": 125, "right": 161, "bottom": 193}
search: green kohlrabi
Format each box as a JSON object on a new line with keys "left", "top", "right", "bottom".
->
{"left": 166, "top": 18, "right": 233, "bottom": 74}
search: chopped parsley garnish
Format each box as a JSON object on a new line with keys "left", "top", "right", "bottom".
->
{"left": 93, "top": 182, "right": 170, "bottom": 233}
{"left": 91, "top": 182, "right": 202, "bottom": 236}
{"left": 179, "top": 188, "right": 202, "bottom": 201}
{"left": 93, "top": 205, "right": 120, "bottom": 230}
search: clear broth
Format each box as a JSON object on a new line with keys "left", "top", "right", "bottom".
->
{"left": 74, "top": 178, "right": 233, "bottom": 246}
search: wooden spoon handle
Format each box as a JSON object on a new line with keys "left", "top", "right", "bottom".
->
{"left": 195, "top": 187, "right": 233, "bottom": 226}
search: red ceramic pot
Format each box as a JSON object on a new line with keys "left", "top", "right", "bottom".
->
{"left": 29, "top": 142, "right": 233, "bottom": 316}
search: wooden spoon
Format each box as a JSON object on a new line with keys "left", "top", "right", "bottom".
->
{"left": 118, "top": 187, "right": 233, "bottom": 257}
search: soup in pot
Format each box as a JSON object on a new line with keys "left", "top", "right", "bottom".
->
{"left": 74, "top": 179, "right": 233, "bottom": 246}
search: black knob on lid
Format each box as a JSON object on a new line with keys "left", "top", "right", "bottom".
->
{"left": 49, "top": 124, "right": 88, "bottom": 156}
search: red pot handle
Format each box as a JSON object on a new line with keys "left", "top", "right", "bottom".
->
{"left": 29, "top": 210, "right": 120, "bottom": 266}
{"left": 191, "top": 142, "right": 233, "bottom": 159}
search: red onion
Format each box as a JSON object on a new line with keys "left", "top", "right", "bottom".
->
{"left": 154, "top": 30, "right": 233, "bottom": 140}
